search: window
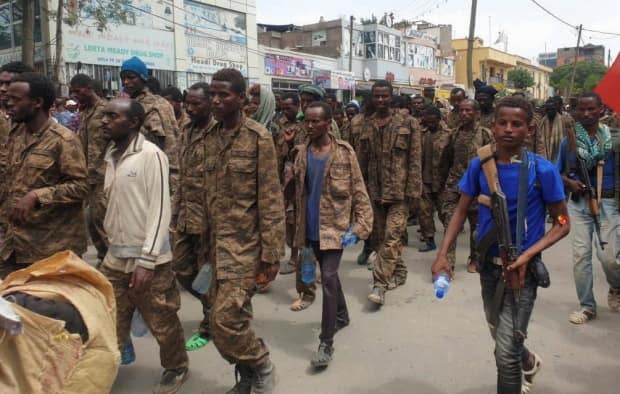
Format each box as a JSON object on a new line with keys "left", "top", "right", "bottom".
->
{"left": 0, "top": 0, "right": 42, "bottom": 50}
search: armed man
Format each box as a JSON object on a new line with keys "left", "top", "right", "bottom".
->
{"left": 356, "top": 80, "right": 422, "bottom": 306}
{"left": 432, "top": 96, "right": 569, "bottom": 394}
{"left": 557, "top": 92, "right": 620, "bottom": 325}
{"left": 441, "top": 98, "right": 494, "bottom": 273}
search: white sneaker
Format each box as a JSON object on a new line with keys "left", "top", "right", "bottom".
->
{"left": 521, "top": 352, "right": 542, "bottom": 394}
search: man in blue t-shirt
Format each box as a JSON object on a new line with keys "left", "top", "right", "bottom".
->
{"left": 557, "top": 92, "right": 620, "bottom": 325}
{"left": 432, "top": 96, "right": 569, "bottom": 394}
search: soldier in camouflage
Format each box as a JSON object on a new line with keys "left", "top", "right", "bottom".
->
{"left": 204, "top": 69, "right": 284, "bottom": 394}
{"left": 441, "top": 98, "right": 494, "bottom": 273}
{"left": 70, "top": 74, "right": 110, "bottom": 261}
{"left": 474, "top": 79, "right": 498, "bottom": 130}
{"left": 171, "top": 82, "right": 217, "bottom": 352}
{"left": 355, "top": 80, "right": 422, "bottom": 306}
{"left": 120, "top": 56, "right": 180, "bottom": 195}
{"left": 0, "top": 73, "right": 88, "bottom": 278}
{"left": 445, "top": 87, "right": 467, "bottom": 129}
{"left": 418, "top": 105, "right": 454, "bottom": 253}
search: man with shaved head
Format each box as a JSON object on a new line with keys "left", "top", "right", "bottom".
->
{"left": 99, "top": 98, "right": 189, "bottom": 393}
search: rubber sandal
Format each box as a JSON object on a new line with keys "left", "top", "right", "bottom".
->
{"left": 185, "top": 332, "right": 209, "bottom": 351}
{"left": 290, "top": 294, "right": 313, "bottom": 311}
{"left": 521, "top": 352, "right": 542, "bottom": 394}
{"left": 568, "top": 309, "right": 596, "bottom": 324}
{"left": 467, "top": 261, "right": 478, "bottom": 273}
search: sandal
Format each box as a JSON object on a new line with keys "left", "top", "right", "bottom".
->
{"left": 467, "top": 260, "right": 478, "bottom": 273}
{"left": 568, "top": 309, "right": 596, "bottom": 324}
{"left": 290, "top": 293, "right": 314, "bottom": 311}
{"left": 185, "top": 332, "right": 209, "bottom": 351}
{"left": 521, "top": 352, "right": 542, "bottom": 394}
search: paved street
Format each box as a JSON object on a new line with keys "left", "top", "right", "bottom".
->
{"left": 104, "top": 226, "right": 620, "bottom": 394}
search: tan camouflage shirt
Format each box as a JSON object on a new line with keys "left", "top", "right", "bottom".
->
{"left": 293, "top": 135, "right": 373, "bottom": 249}
{"left": 356, "top": 112, "right": 423, "bottom": 203}
{"left": 444, "top": 110, "right": 460, "bottom": 129}
{"left": 79, "top": 98, "right": 109, "bottom": 185}
{"left": 0, "top": 112, "right": 11, "bottom": 211}
{"left": 444, "top": 122, "right": 494, "bottom": 193}
{"left": 479, "top": 110, "right": 495, "bottom": 130}
{"left": 172, "top": 116, "right": 216, "bottom": 234}
{"left": 203, "top": 116, "right": 285, "bottom": 280}
{"left": 134, "top": 88, "right": 179, "bottom": 173}
{"left": 1, "top": 119, "right": 88, "bottom": 264}
{"left": 421, "top": 124, "right": 454, "bottom": 193}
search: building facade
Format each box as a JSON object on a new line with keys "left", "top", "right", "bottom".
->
{"left": 537, "top": 52, "right": 557, "bottom": 68}
{"left": 0, "top": 0, "right": 261, "bottom": 95}
{"left": 556, "top": 44, "right": 605, "bottom": 67}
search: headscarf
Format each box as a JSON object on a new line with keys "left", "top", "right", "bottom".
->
{"left": 253, "top": 85, "right": 276, "bottom": 127}
{"left": 298, "top": 84, "right": 326, "bottom": 100}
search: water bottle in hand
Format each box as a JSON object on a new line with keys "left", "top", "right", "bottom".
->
{"left": 341, "top": 226, "right": 358, "bottom": 248}
{"left": 300, "top": 247, "right": 316, "bottom": 285}
{"left": 130, "top": 310, "right": 149, "bottom": 337}
{"left": 433, "top": 273, "right": 451, "bottom": 299}
{"left": 192, "top": 263, "right": 213, "bottom": 295}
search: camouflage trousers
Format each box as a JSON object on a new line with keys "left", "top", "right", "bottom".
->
{"left": 210, "top": 278, "right": 270, "bottom": 368}
{"left": 418, "top": 189, "right": 449, "bottom": 240}
{"left": 100, "top": 262, "right": 189, "bottom": 370}
{"left": 86, "top": 183, "right": 108, "bottom": 260}
{"left": 372, "top": 201, "right": 409, "bottom": 290}
{"left": 441, "top": 191, "right": 479, "bottom": 268}
{"left": 172, "top": 231, "right": 210, "bottom": 336}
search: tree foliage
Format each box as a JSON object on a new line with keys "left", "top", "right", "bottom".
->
{"left": 64, "top": 0, "right": 133, "bottom": 31}
{"left": 507, "top": 68, "right": 535, "bottom": 90}
{"left": 550, "top": 61, "right": 608, "bottom": 94}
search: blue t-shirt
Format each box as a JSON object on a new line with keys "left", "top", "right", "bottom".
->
{"left": 556, "top": 137, "right": 616, "bottom": 193}
{"left": 305, "top": 150, "right": 328, "bottom": 242}
{"left": 459, "top": 152, "right": 565, "bottom": 257}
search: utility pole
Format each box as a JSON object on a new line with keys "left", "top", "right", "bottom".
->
{"left": 567, "top": 24, "right": 582, "bottom": 98}
{"left": 349, "top": 15, "right": 355, "bottom": 99}
{"left": 54, "top": 0, "right": 65, "bottom": 90}
{"left": 466, "top": 0, "right": 478, "bottom": 88}
{"left": 21, "top": 0, "right": 35, "bottom": 67}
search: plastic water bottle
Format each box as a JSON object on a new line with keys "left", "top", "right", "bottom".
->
{"left": 341, "top": 226, "right": 358, "bottom": 248}
{"left": 192, "top": 263, "right": 213, "bottom": 295}
{"left": 433, "top": 273, "right": 451, "bottom": 299}
{"left": 300, "top": 247, "right": 316, "bottom": 285}
{"left": 130, "top": 310, "right": 149, "bottom": 337}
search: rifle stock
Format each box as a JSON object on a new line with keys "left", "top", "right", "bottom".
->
{"left": 576, "top": 157, "right": 607, "bottom": 249}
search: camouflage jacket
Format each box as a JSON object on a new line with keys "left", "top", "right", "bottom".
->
{"left": 340, "top": 121, "right": 352, "bottom": 146}
{"left": 356, "top": 112, "right": 423, "bottom": 203}
{"left": 479, "top": 110, "right": 494, "bottom": 130}
{"left": 1, "top": 119, "right": 88, "bottom": 264}
{"left": 172, "top": 116, "right": 216, "bottom": 234}
{"left": 444, "top": 122, "right": 494, "bottom": 193}
{"left": 421, "top": 124, "right": 454, "bottom": 193}
{"left": 293, "top": 135, "right": 373, "bottom": 249}
{"left": 79, "top": 98, "right": 109, "bottom": 185}
{"left": 203, "top": 116, "right": 285, "bottom": 280}
{"left": 444, "top": 110, "right": 461, "bottom": 129}
{"left": 0, "top": 112, "right": 11, "bottom": 213}
{"left": 134, "top": 89, "right": 179, "bottom": 172}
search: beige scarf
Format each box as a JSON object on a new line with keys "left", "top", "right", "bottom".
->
{"left": 542, "top": 114, "right": 564, "bottom": 162}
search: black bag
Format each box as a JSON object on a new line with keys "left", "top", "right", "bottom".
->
{"left": 530, "top": 255, "right": 550, "bottom": 288}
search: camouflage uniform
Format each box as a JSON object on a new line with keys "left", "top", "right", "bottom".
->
{"left": 418, "top": 124, "right": 454, "bottom": 240}
{"left": 79, "top": 98, "right": 109, "bottom": 260}
{"left": 134, "top": 88, "right": 180, "bottom": 195}
{"left": 203, "top": 116, "right": 285, "bottom": 368}
{"left": 479, "top": 110, "right": 495, "bottom": 130}
{"left": 0, "top": 119, "right": 88, "bottom": 277}
{"left": 537, "top": 113, "right": 575, "bottom": 162}
{"left": 0, "top": 112, "right": 10, "bottom": 251}
{"left": 441, "top": 122, "right": 494, "bottom": 268}
{"left": 171, "top": 116, "right": 217, "bottom": 336}
{"left": 356, "top": 112, "right": 422, "bottom": 289}
{"left": 444, "top": 110, "right": 461, "bottom": 129}
{"left": 525, "top": 116, "right": 547, "bottom": 158}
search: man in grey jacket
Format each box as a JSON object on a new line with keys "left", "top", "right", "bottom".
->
{"left": 99, "top": 98, "right": 189, "bottom": 394}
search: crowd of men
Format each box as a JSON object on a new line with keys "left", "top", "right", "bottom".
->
{"left": 0, "top": 54, "right": 619, "bottom": 394}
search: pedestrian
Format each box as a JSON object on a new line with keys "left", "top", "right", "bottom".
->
{"left": 557, "top": 92, "right": 620, "bottom": 324}
{"left": 293, "top": 101, "right": 372, "bottom": 368}
{"left": 162, "top": 86, "right": 190, "bottom": 129}
{"left": 250, "top": 84, "right": 278, "bottom": 136}
{"left": 474, "top": 79, "right": 498, "bottom": 129}
{"left": 171, "top": 82, "right": 217, "bottom": 351}
{"left": 120, "top": 56, "right": 180, "bottom": 194}
{"left": 538, "top": 97, "right": 575, "bottom": 163}
{"left": 340, "top": 101, "right": 360, "bottom": 148}
{"left": 298, "top": 84, "right": 341, "bottom": 139}
{"left": 410, "top": 94, "right": 425, "bottom": 121}
{"left": 70, "top": 73, "right": 110, "bottom": 262}
{"left": 99, "top": 98, "right": 189, "bottom": 394}
{"left": 0, "top": 72, "right": 88, "bottom": 278}
{"left": 204, "top": 68, "right": 284, "bottom": 393}
{"left": 418, "top": 105, "right": 453, "bottom": 253}
{"left": 441, "top": 98, "right": 494, "bottom": 273}
{"left": 446, "top": 87, "right": 466, "bottom": 129}
{"left": 432, "top": 96, "right": 570, "bottom": 394}
{"left": 356, "top": 80, "right": 422, "bottom": 306}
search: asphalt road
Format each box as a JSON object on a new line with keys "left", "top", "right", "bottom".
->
{"left": 102, "top": 226, "right": 620, "bottom": 394}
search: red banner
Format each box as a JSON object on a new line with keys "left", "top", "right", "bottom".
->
{"left": 595, "top": 54, "right": 620, "bottom": 114}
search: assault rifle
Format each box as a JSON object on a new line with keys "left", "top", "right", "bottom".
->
{"left": 489, "top": 182, "right": 522, "bottom": 289}
{"left": 575, "top": 157, "right": 607, "bottom": 250}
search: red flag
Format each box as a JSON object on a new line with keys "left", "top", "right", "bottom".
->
{"left": 595, "top": 54, "right": 620, "bottom": 114}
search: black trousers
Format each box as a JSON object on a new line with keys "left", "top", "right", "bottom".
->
{"left": 309, "top": 241, "right": 349, "bottom": 346}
